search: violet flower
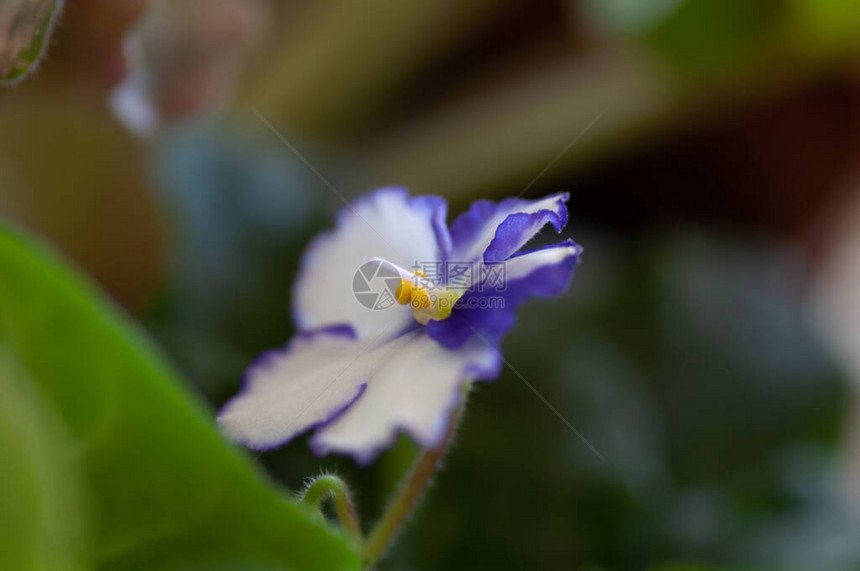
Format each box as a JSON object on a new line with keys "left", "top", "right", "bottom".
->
{"left": 218, "top": 188, "right": 581, "bottom": 464}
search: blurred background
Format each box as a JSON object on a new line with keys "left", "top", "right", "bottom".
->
{"left": 3, "top": 0, "right": 860, "bottom": 569}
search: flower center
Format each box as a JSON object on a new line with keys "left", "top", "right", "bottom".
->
{"left": 395, "top": 270, "right": 462, "bottom": 326}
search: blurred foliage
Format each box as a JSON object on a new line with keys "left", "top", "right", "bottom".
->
{"left": 583, "top": 0, "right": 860, "bottom": 81}
{"left": 647, "top": 564, "right": 759, "bottom": 571}
{"left": 144, "top": 120, "right": 333, "bottom": 398}
{"left": 0, "top": 0, "right": 62, "bottom": 84}
{"left": 644, "top": 0, "right": 778, "bottom": 81}
{"left": 0, "top": 223, "right": 359, "bottom": 570}
{"left": 0, "top": 349, "right": 89, "bottom": 570}
{"left": 785, "top": 0, "right": 860, "bottom": 57}
{"left": 113, "top": 0, "right": 269, "bottom": 132}
{"left": 377, "top": 231, "right": 855, "bottom": 569}
{"left": 0, "top": 99, "right": 164, "bottom": 310}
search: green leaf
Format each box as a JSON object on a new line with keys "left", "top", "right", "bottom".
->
{"left": 0, "top": 223, "right": 359, "bottom": 570}
{"left": 0, "top": 0, "right": 63, "bottom": 85}
{"left": 0, "top": 349, "right": 90, "bottom": 570}
{"left": 644, "top": 0, "right": 777, "bottom": 82}
{"left": 785, "top": 0, "right": 860, "bottom": 57}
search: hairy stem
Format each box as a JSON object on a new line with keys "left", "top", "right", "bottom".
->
{"left": 362, "top": 393, "right": 467, "bottom": 567}
{"left": 301, "top": 474, "right": 362, "bottom": 545}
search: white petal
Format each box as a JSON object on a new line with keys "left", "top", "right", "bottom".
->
{"left": 294, "top": 188, "right": 448, "bottom": 338}
{"left": 217, "top": 328, "right": 412, "bottom": 450}
{"left": 310, "top": 331, "right": 500, "bottom": 464}
{"left": 503, "top": 241, "right": 583, "bottom": 281}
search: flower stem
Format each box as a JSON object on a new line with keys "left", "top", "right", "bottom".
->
{"left": 301, "top": 474, "right": 362, "bottom": 545}
{"left": 362, "top": 394, "right": 467, "bottom": 567}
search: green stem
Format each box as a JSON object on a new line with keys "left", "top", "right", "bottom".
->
{"left": 362, "top": 394, "right": 467, "bottom": 567}
{"left": 301, "top": 474, "right": 362, "bottom": 545}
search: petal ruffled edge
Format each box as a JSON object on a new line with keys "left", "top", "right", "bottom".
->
{"left": 333, "top": 188, "right": 453, "bottom": 262}
{"left": 217, "top": 324, "right": 376, "bottom": 451}
{"left": 448, "top": 192, "right": 569, "bottom": 264}
{"left": 483, "top": 195, "right": 569, "bottom": 263}
{"left": 427, "top": 239, "right": 582, "bottom": 349}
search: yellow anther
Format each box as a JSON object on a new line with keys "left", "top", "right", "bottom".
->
{"left": 410, "top": 286, "right": 432, "bottom": 310}
{"left": 395, "top": 270, "right": 462, "bottom": 325}
{"left": 432, "top": 289, "right": 460, "bottom": 320}
{"left": 395, "top": 278, "right": 413, "bottom": 305}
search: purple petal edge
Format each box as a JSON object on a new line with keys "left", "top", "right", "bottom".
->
{"left": 427, "top": 239, "right": 581, "bottom": 350}
{"left": 483, "top": 193, "right": 569, "bottom": 263}
{"left": 217, "top": 323, "right": 361, "bottom": 451}
{"left": 448, "top": 192, "right": 569, "bottom": 261}
{"left": 227, "top": 383, "right": 369, "bottom": 452}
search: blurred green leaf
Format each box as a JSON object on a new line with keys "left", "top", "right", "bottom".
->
{"left": 0, "top": 349, "right": 90, "bottom": 570}
{"left": 645, "top": 0, "right": 777, "bottom": 82}
{"left": 785, "top": 0, "right": 860, "bottom": 56}
{"left": 582, "top": 0, "right": 779, "bottom": 81}
{"left": 0, "top": 0, "right": 63, "bottom": 85}
{"left": 648, "top": 564, "right": 760, "bottom": 571}
{"left": 0, "top": 223, "right": 359, "bottom": 570}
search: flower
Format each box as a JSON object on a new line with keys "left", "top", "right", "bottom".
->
{"left": 218, "top": 188, "right": 581, "bottom": 464}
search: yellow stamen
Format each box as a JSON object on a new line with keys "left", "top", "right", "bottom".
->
{"left": 410, "top": 286, "right": 432, "bottom": 310}
{"left": 395, "top": 278, "right": 413, "bottom": 305}
{"left": 394, "top": 270, "right": 462, "bottom": 325}
{"left": 432, "top": 289, "right": 460, "bottom": 320}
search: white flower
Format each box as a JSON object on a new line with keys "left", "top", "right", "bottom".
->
{"left": 218, "top": 188, "right": 581, "bottom": 464}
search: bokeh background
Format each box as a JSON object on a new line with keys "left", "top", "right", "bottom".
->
{"left": 3, "top": 0, "right": 860, "bottom": 569}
